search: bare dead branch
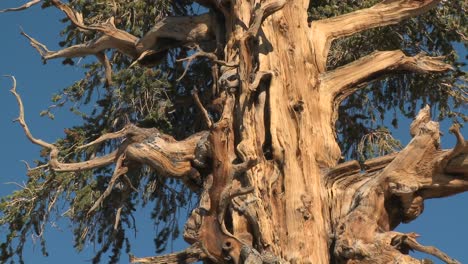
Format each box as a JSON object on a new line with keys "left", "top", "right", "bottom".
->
{"left": 320, "top": 50, "right": 453, "bottom": 104}
{"left": 77, "top": 126, "right": 130, "bottom": 150}
{"left": 4, "top": 76, "right": 126, "bottom": 172}
{"left": 114, "top": 206, "right": 123, "bottom": 230}
{"left": 50, "top": 0, "right": 138, "bottom": 45}
{"left": 330, "top": 106, "right": 467, "bottom": 262}
{"left": 5, "top": 75, "right": 55, "bottom": 150}
{"left": 192, "top": 87, "right": 213, "bottom": 128}
{"left": 177, "top": 46, "right": 237, "bottom": 67}
{"left": 392, "top": 233, "right": 461, "bottom": 264}
{"left": 21, "top": 31, "right": 121, "bottom": 85}
{"left": 87, "top": 153, "right": 128, "bottom": 215}
{"left": 130, "top": 243, "right": 204, "bottom": 264}
{"left": 311, "top": 0, "right": 442, "bottom": 71}
{"left": 175, "top": 45, "right": 237, "bottom": 82}
{"left": 0, "top": 0, "right": 41, "bottom": 13}
{"left": 95, "top": 51, "right": 113, "bottom": 86}
{"left": 440, "top": 123, "right": 468, "bottom": 175}
{"left": 21, "top": 30, "right": 123, "bottom": 60}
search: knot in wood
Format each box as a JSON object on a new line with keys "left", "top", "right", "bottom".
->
{"left": 292, "top": 100, "right": 304, "bottom": 112}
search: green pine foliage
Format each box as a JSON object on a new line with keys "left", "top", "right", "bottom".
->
{"left": 1, "top": 0, "right": 466, "bottom": 263}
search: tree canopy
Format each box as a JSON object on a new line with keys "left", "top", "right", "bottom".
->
{"left": 0, "top": 0, "right": 466, "bottom": 263}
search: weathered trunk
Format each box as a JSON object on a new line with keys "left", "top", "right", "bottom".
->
{"left": 193, "top": 1, "right": 466, "bottom": 263}
{"left": 228, "top": 1, "right": 336, "bottom": 263}
{"left": 5, "top": 0, "right": 466, "bottom": 263}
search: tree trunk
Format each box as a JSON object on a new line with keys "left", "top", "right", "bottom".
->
{"left": 229, "top": 1, "right": 336, "bottom": 263}
{"left": 4, "top": 0, "right": 466, "bottom": 263}
{"left": 187, "top": 1, "right": 466, "bottom": 263}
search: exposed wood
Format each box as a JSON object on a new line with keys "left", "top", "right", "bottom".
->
{"left": 135, "top": 13, "right": 216, "bottom": 55}
{"left": 0, "top": 0, "right": 41, "bottom": 13}
{"left": 320, "top": 50, "right": 453, "bottom": 105}
{"left": 392, "top": 233, "right": 461, "bottom": 264}
{"left": 311, "top": 0, "right": 442, "bottom": 72}
{"left": 330, "top": 106, "right": 465, "bottom": 263}
{"left": 2, "top": 0, "right": 466, "bottom": 263}
{"left": 130, "top": 243, "right": 204, "bottom": 264}
{"left": 326, "top": 160, "right": 361, "bottom": 180}
{"left": 6, "top": 75, "right": 209, "bottom": 180}
{"left": 410, "top": 105, "right": 432, "bottom": 137}
{"left": 20, "top": 1, "right": 217, "bottom": 85}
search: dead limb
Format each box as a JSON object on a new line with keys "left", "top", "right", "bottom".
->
{"left": 410, "top": 105, "right": 431, "bottom": 137}
{"left": 320, "top": 50, "right": 453, "bottom": 105}
{"left": 311, "top": 0, "right": 442, "bottom": 71}
{"left": 130, "top": 243, "right": 204, "bottom": 264}
{"left": 0, "top": 0, "right": 41, "bottom": 13}
{"left": 176, "top": 45, "right": 237, "bottom": 81}
{"left": 5, "top": 75, "right": 210, "bottom": 181}
{"left": 87, "top": 153, "right": 128, "bottom": 215}
{"left": 6, "top": 74, "right": 119, "bottom": 171}
{"left": 50, "top": 0, "right": 137, "bottom": 44}
{"left": 177, "top": 45, "right": 237, "bottom": 68}
{"left": 391, "top": 233, "right": 461, "bottom": 264}
{"left": 21, "top": 31, "right": 123, "bottom": 85}
{"left": 95, "top": 52, "right": 113, "bottom": 86}
{"left": 192, "top": 87, "right": 213, "bottom": 128}
{"left": 441, "top": 123, "right": 468, "bottom": 174}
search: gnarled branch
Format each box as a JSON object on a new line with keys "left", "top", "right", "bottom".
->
{"left": 311, "top": 0, "right": 442, "bottom": 71}
{"left": 0, "top": 0, "right": 41, "bottom": 13}
{"left": 329, "top": 106, "right": 466, "bottom": 263}
{"left": 320, "top": 50, "right": 453, "bottom": 123}
{"left": 320, "top": 50, "right": 453, "bottom": 104}
{"left": 5, "top": 75, "right": 209, "bottom": 180}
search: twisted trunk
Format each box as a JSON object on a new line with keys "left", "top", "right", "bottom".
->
{"left": 184, "top": 1, "right": 465, "bottom": 263}
{"left": 4, "top": 0, "right": 466, "bottom": 263}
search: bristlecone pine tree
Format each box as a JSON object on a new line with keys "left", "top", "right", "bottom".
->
{"left": 0, "top": 0, "right": 467, "bottom": 263}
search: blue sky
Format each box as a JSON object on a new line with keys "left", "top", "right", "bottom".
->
{"left": 0, "top": 2, "right": 466, "bottom": 264}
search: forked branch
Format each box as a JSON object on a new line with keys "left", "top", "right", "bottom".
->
{"left": 5, "top": 76, "right": 209, "bottom": 180}
{"left": 6, "top": 75, "right": 119, "bottom": 171}
{"left": 311, "top": 0, "right": 442, "bottom": 71}
{"left": 6, "top": 0, "right": 218, "bottom": 84}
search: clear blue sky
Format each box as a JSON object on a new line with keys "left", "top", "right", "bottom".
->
{"left": 0, "top": 2, "right": 466, "bottom": 264}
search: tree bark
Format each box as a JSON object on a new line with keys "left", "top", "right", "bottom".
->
{"left": 3, "top": 0, "right": 466, "bottom": 263}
